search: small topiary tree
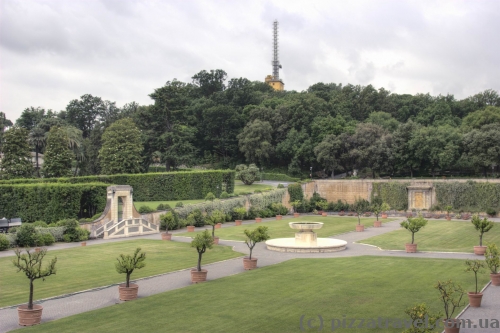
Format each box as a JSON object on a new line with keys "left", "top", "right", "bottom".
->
{"left": 290, "top": 200, "right": 301, "bottom": 213}
{"left": 233, "top": 207, "right": 246, "bottom": 221}
{"left": 115, "top": 248, "right": 146, "bottom": 288}
{"left": 175, "top": 201, "right": 184, "bottom": 208}
{"left": 370, "top": 196, "right": 383, "bottom": 221}
{"left": 160, "top": 211, "right": 179, "bottom": 232}
{"left": 220, "top": 191, "right": 229, "bottom": 199}
{"left": 444, "top": 205, "right": 453, "bottom": 218}
{"left": 435, "top": 279, "right": 465, "bottom": 321}
{"left": 471, "top": 214, "right": 494, "bottom": 246}
{"left": 381, "top": 202, "right": 390, "bottom": 214}
{"left": 235, "top": 164, "right": 260, "bottom": 185}
{"left": 465, "top": 259, "right": 485, "bottom": 294}
{"left": 138, "top": 205, "right": 154, "bottom": 214}
{"left": 12, "top": 248, "right": 57, "bottom": 309}
{"left": 352, "top": 198, "right": 370, "bottom": 225}
{"left": 205, "top": 192, "right": 216, "bottom": 202}
{"left": 400, "top": 215, "right": 428, "bottom": 244}
{"left": 485, "top": 243, "right": 500, "bottom": 274}
{"left": 191, "top": 230, "right": 214, "bottom": 272}
{"left": 206, "top": 209, "right": 225, "bottom": 238}
{"left": 402, "top": 303, "right": 442, "bottom": 333}
{"left": 244, "top": 226, "right": 270, "bottom": 259}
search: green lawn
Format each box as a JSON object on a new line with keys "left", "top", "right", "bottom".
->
{"left": 176, "top": 216, "right": 394, "bottom": 241}
{"left": 0, "top": 240, "right": 242, "bottom": 307}
{"left": 19, "top": 256, "right": 488, "bottom": 333}
{"left": 234, "top": 180, "right": 273, "bottom": 194}
{"left": 134, "top": 199, "right": 205, "bottom": 210}
{"left": 361, "top": 220, "right": 500, "bottom": 252}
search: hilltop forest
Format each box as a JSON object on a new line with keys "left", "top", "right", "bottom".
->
{"left": 1, "top": 69, "right": 500, "bottom": 179}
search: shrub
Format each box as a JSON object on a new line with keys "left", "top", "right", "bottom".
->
{"left": 277, "top": 184, "right": 285, "bottom": 189}
{"left": 486, "top": 208, "right": 497, "bottom": 216}
{"left": 235, "top": 164, "right": 260, "bottom": 185}
{"left": 246, "top": 206, "right": 259, "bottom": 220}
{"left": 191, "top": 209, "right": 206, "bottom": 227}
{"left": 175, "top": 202, "right": 184, "bottom": 208}
{"left": 8, "top": 226, "right": 18, "bottom": 233}
{"left": 0, "top": 234, "right": 10, "bottom": 250}
{"left": 254, "top": 190, "right": 262, "bottom": 193}
{"left": 270, "top": 203, "right": 288, "bottom": 215}
{"left": 40, "top": 233, "right": 55, "bottom": 246}
{"left": 160, "top": 211, "right": 179, "bottom": 231}
{"left": 32, "top": 221, "right": 48, "bottom": 228}
{"left": 309, "top": 192, "right": 327, "bottom": 210}
{"left": 138, "top": 205, "right": 154, "bottom": 214}
{"left": 287, "top": 183, "right": 304, "bottom": 202}
{"left": 205, "top": 192, "right": 216, "bottom": 201}
{"left": 37, "top": 227, "right": 65, "bottom": 242}
{"left": 156, "top": 203, "right": 172, "bottom": 211}
{"left": 233, "top": 207, "right": 247, "bottom": 220}
{"left": 220, "top": 191, "right": 229, "bottom": 199}
{"left": 16, "top": 224, "right": 38, "bottom": 247}
{"left": 57, "top": 219, "right": 89, "bottom": 242}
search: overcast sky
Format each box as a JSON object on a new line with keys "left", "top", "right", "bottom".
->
{"left": 1, "top": 0, "right": 499, "bottom": 122}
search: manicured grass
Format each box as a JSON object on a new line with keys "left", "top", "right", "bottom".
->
{"left": 176, "top": 216, "right": 394, "bottom": 241}
{"left": 0, "top": 240, "right": 242, "bottom": 307}
{"left": 134, "top": 199, "right": 205, "bottom": 210}
{"left": 361, "top": 220, "right": 500, "bottom": 252}
{"left": 234, "top": 180, "right": 273, "bottom": 194}
{"left": 19, "top": 256, "right": 488, "bottom": 333}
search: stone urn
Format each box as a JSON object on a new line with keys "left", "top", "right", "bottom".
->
{"left": 118, "top": 283, "right": 139, "bottom": 301}
{"left": 355, "top": 224, "right": 364, "bottom": 232}
{"left": 373, "top": 221, "right": 382, "bottom": 227}
{"left": 474, "top": 246, "right": 487, "bottom": 255}
{"left": 405, "top": 243, "right": 417, "bottom": 253}
{"left": 243, "top": 257, "right": 258, "bottom": 270}
{"left": 17, "top": 304, "right": 43, "bottom": 326}
{"left": 187, "top": 226, "right": 195, "bottom": 232}
{"left": 161, "top": 232, "right": 172, "bottom": 241}
{"left": 191, "top": 269, "right": 207, "bottom": 283}
{"left": 235, "top": 220, "right": 242, "bottom": 226}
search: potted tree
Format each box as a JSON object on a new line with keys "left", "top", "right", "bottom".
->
{"left": 435, "top": 280, "right": 465, "bottom": 333}
{"left": 243, "top": 226, "right": 270, "bottom": 270}
{"left": 471, "top": 214, "right": 494, "bottom": 255}
{"left": 115, "top": 248, "right": 146, "bottom": 301}
{"left": 206, "top": 209, "right": 225, "bottom": 245}
{"left": 370, "top": 199, "right": 383, "bottom": 227}
{"left": 190, "top": 230, "right": 214, "bottom": 283}
{"left": 485, "top": 243, "right": 500, "bottom": 286}
{"left": 233, "top": 207, "right": 246, "bottom": 226}
{"left": 400, "top": 215, "right": 428, "bottom": 253}
{"left": 352, "top": 198, "right": 370, "bottom": 232}
{"left": 160, "top": 211, "right": 176, "bottom": 240}
{"left": 445, "top": 206, "right": 453, "bottom": 221}
{"left": 255, "top": 211, "right": 262, "bottom": 223}
{"left": 291, "top": 200, "right": 301, "bottom": 218}
{"left": 13, "top": 248, "right": 57, "bottom": 326}
{"left": 186, "top": 214, "right": 196, "bottom": 232}
{"left": 317, "top": 200, "right": 328, "bottom": 216}
{"left": 464, "top": 259, "right": 486, "bottom": 307}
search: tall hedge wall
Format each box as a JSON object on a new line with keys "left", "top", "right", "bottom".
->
{"left": 435, "top": 181, "right": 500, "bottom": 212}
{"left": 0, "top": 183, "right": 108, "bottom": 223}
{"left": 0, "top": 170, "right": 235, "bottom": 201}
{"left": 371, "top": 182, "right": 409, "bottom": 211}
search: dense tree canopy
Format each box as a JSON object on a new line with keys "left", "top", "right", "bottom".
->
{"left": 0, "top": 127, "right": 33, "bottom": 179}
{"left": 3, "top": 68, "right": 500, "bottom": 179}
{"left": 43, "top": 126, "right": 73, "bottom": 178}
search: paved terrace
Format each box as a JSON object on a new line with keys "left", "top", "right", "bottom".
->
{"left": 0, "top": 215, "right": 499, "bottom": 333}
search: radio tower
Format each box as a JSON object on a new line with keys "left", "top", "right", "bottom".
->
{"left": 265, "top": 20, "right": 284, "bottom": 91}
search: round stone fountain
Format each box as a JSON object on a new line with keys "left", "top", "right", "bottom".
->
{"left": 265, "top": 222, "right": 347, "bottom": 253}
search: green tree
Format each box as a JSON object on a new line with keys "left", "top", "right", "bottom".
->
{"left": 471, "top": 214, "right": 494, "bottom": 247}
{"left": 235, "top": 163, "right": 260, "bottom": 185}
{"left": 15, "top": 107, "right": 46, "bottom": 131}
{"left": 365, "top": 111, "right": 400, "bottom": 132}
{"left": 43, "top": 126, "right": 73, "bottom": 178}
{"left": 314, "top": 134, "right": 341, "bottom": 178}
{"left": 237, "top": 119, "right": 274, "bottom": 164}
{"left": 0, "top": 112, "right": 13, "bottom": 150}
{"left": 66, "top": 94, "right": 107, "bottom": 138}
{"left": 115, "top": 248, "right": 146, "bottom": 288}
{"left": 462, "top": 124, "right": 500, "bottom": 176}
{"left": 0, "top": 127, "right": 34, "bottom": 179}
{"left": 461, "top": 106, "right": 500, "bottom": 131}
{"left": 244, "top": 226, "right": 270, "bottom": 259}
{"left": 191, "top": 69, "right": 227, "bottom": 97}
{"left": 401, "top": 216, "right": 428, "bottom": 244}
{"left": 28, "top": 126, "right": 46, "bottom": 176}
{"left": 391, "top": 120, "right": 421, "bottom": 177}
{"left": 99, "top": 118, "right": 143, "bottom": 175}
{"left": 349, "top": 123, "right": 389, "bottom": 178}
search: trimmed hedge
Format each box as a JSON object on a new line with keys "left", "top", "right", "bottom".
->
{"left": 0, "top": 170, "right": 235, "bottom": 202}
{"left": 435, "top": 181, "right": 500, "bottom": 212}
{"left": 371, "top": 182, "right": 409, "bottom": 211}
{"left": 0, "top": 183, "right": 108, "bottom": 223}
{"left": 262, "top": 173, "right": 300, "bottom": 182}
{"left": 287, "top": 183, "right": 304, "bottom": 202}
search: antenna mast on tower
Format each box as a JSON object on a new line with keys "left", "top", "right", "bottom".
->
{"left": 272, "top": 20, "right": 282, "bottom": 80}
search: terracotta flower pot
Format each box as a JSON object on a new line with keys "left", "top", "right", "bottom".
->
{"left": 161, "top": 232, "right": 172, "bottom": 241}
{"left": 35, "top": 248, "right": 41, "bottom": 253}
{"left": 243, "top": 257, "right": 258, "bottom": 270}
{"left": 468, "top": 292, "right": 483, "bottom": 307}
{"left": 293, "top": 213, "right": 300, "bottom": 218}
{"left": 474, "top": 246, "right": 487, "bottom": 255}
{"left": 446, "top": 216, "right": 451, "bottom": 221}
{"left": 215, "top": 223, "right": 222, "bottom": 229}
{"left": 405, "top": 243, "right": 417, "bottom": 253}
{"left": 187, "top": 226, "right": 195, "bottom": 232}
{"left": 442, "top": 319, "right": 461, "bottom": 333}
{"left": 318, "top": 211, "right": 324, "bottom": 215}
{"left": 381, "top": 213, "right": 388, "bottom": 219}
{"left": 373, "top": 221, "right": 382, "bottom": 227}
{"left": 276, "top": 215, "right": 282, "bottom": 220}
{"left": 18, "top": 304, "right": 43, "bottom": 326}
{"left": 213, "top": 236, "right": 219, "bottom": 245}
{"left": 255, "top": 218, "right": 262, "bottom": 223}
{"left": 339, "top": 212, "right": 345, "bottom": 216}
{"left": 191, "top": 269, "right": 207, "bottom": 283}
{"left": 81, "top": 242, "right": 87, "bottom": 246}
{"left": 322, "top": 212, "right": 327, "bottom": 217}
{"left": 235, "top": 220, "right": 242, "bottom": 226}
{"left": 355, "top": 224, "right": 364, "bottom": 232}
{"left": 118, "top": 283, "right": 139, "bottom": 301}
{"left": 490, "top": 273, "right": 500, "bottom": 286}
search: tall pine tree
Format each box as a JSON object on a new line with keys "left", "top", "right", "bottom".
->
{"left": 43, "top": 126, "right": 73, "bottom": 178}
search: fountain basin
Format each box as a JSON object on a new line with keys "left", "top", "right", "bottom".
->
{"left": 289, "top": 222, "right": 324, "bottom": 231}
